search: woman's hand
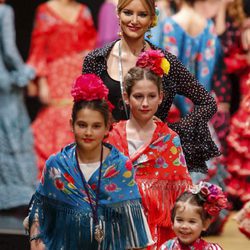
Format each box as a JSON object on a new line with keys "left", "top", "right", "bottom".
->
{"left": 38, "top": 77, "right": 50, "bottom": 105}
{"left": 242, "top": 18, "right": 250, "bottom": 51}
{"left": 26, "top": 80, "right": 38, "bottom": 97}
{"left": 241, "top": 28, "right": 250, "bottom": 51}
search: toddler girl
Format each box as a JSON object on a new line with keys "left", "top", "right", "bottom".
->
{"left": 160, "top": 181, "right": 228, "bottom": 249}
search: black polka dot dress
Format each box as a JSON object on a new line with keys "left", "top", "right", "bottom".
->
{"left": 82, "top": 40, "right": 220, "bottom": 173}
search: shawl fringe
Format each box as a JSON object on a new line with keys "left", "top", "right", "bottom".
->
{"left": 136, "top": 179, "right": 191, "bottom": 227}
{"left": 29, "top": 192, "right": 152, "bottom": 250}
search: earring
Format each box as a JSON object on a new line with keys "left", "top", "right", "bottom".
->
{"left": 117, "top": 20, "right": 122, "bottom": 37}
{"left": 117, "top": 29, "right": 122, "bottom": 37}
{"left": 146, "top": 28, "right": 152, "bottom": 39}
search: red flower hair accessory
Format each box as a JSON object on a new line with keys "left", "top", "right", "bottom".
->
{"left": 136, "top": 49, "right": 170, "bottom": 77}
{"left": 71, "top": 74, "right": 114, "bottom": 111}
{"left": 189, "top": 181, "right": 228, "bottom": 216}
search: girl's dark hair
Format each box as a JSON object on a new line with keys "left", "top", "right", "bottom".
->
{"left": 124, "top": 67, "right": 162, "bottom": 97}
{"left": 171, "top": 191, "right": 212, "bottom": 223}
{"left": 71, "top": 99, "right": 111, "bottom": 126}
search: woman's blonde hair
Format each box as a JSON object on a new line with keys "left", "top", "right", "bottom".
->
{"left": 227, "top": 0, "right": 246, "bottom": 27}
{"left": 117, "top": 0, "right": 156, "bottom": 16}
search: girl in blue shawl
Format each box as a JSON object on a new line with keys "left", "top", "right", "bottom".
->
{"left": 26, "top": 74, "right": 153, "bottom": 250}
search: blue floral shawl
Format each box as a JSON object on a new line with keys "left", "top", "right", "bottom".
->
{"left": 28, "top": 143, "right": 152, "bottom": 249}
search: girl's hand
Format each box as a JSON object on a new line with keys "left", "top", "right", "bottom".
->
{"left": 38, "top": 77, "right": 50, "bottom": 105}
{"left": 30, "top": 239, "right": 46, "bottom": 250}
{"left": 30, "top": 221, "right": 46, "bottom": 250}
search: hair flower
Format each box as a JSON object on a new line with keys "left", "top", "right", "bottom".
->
{"left": 136, "top": 49, "right": 170, "bottom": 77}
{"left": 71, "top": 74, "right": 109, "bottom": 102}
{"left": 189, "top": 181, "right": 228, "bottom": 216}
{"left": 161, "top": 58, "right": 170, "bottom": 75}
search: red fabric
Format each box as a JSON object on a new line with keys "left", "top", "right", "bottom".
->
{"left": 27, "top": 3, "right": 97, "bottom": 77}
{"left": 106, "top": 121, "right": 192, "bottom": 248}
{"left": 27, "top": 3, "right": 97, "bottom": 178}
{"left": 227, "top": 70, "right": 250, "bottom": 202}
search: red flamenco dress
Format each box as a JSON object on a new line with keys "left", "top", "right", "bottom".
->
{"left": 225, "top": 48, "right": 250, "bottom": 203}
{"left": 27, "top": 3, "right": 97, "bottom": 178}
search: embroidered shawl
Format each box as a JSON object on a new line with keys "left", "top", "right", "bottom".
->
{"left": 106, "top": 121, "right": 192, "bottom": 228}
{"left": 28, "top": 143, "right": 153, "bottom": 250}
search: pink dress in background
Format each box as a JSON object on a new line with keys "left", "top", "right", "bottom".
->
{"left": 27, "top": 3, "right": 97, "bottom": 177}
{"left": 97, "top": 2, "right": 119, "bottom": 47}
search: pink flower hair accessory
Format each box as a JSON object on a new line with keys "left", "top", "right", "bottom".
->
{"left": 189, "top": 181, "right": 228, "bottom": 216}
{"left": 71, "top": 74, "right": 114, "bottom": 111}
{"left": 136, "top": 49, "right": 170, "bottom": 77}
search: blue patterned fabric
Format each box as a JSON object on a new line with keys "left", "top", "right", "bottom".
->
{"left": 0, "top": 4, "right": 36, "bottom": 209}
{"left": 29, "top": 143, "right": 152, "bottom": 249}
{"left": 160, "top": 18, "right": 218, "bottom": 116}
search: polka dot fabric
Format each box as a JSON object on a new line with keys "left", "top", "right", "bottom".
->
{"left": 83, "top": 40, "right": 220, "bottom": 173}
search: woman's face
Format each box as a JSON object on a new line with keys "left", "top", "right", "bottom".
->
{"left": 118, "top": 0, "right": 153, "bottom": 40}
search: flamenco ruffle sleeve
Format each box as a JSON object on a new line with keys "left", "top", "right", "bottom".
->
{"left": 160, "top": 50, "right": 220, "bottom": 173}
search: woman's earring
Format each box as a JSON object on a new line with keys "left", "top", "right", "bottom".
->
{"left": 117, "top": 29, "right": 122, "bottom": 37}
{"left": 117, "top": 20, "right": 122, "bottom": 37}
{"left": 117, "top": 25, "right": 122, "bottom": 38}
{"left": 146, "top": 27, "right": 152, "bottom": 39}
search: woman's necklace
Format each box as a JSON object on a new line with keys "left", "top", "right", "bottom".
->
{"left": 75, "top": 145, "right": 104, "bottom": 247}
{"left": 118, "top": 41, "right": 146, "bottom": 120}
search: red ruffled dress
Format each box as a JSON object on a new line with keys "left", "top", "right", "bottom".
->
{"left": 225, "top": 47, "right": 250, "bottom": 202}
{"left": 27, "top": 3, "right": 97, "bottom": 178}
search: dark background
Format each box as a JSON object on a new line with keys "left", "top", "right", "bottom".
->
{"left": 8, "top": 0, "right": 103, "bottom": 60}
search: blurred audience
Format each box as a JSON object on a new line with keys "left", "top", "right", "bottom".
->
{"left": 0, "top": 0, "right": 36, "bottom": 213}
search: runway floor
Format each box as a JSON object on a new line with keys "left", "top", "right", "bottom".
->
{"left": 206, "top": 213, "right": 250, "bottom": 249}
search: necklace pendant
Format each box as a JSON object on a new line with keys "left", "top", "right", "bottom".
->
{"left": 94, "top": 224, "right": 104, "bottom": 244}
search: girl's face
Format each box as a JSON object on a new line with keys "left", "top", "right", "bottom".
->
{"left": 118, "top": 0, "right": 153, "bottom": 40}
{"left": 126, "top": 78, "right": 163, "bottom": 123}
{"left": 173, "top": 202, "right": 209, "bottom": 245}
{"left": 71, "top": 108, "right": 109, "bottom": 153}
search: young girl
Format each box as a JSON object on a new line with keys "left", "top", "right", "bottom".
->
{"left": 106, "top": 50, "right": 192, "bottom": 248}
{"left": 160, "top": 181, "right": 228, "bottom": 249}
{"left": 26, "top": 74, "right": 153, "bottom": 250}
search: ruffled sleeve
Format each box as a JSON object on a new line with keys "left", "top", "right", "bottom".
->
{"left": 163, "top": 52, "right": 220, "bottom": 173}
{"left": 27, "top": 5, "right": 48, "bottom": 77}
{"left": 0, "top": 5, "right": 34, "bottom": 91}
